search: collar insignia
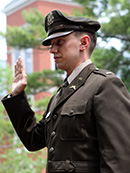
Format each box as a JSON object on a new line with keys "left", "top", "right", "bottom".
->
{"left": 70, "top": 85, "right": 77, "bottom": 90}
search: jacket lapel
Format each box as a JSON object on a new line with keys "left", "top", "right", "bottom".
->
{"left": 54, "top": 63, "right": 96, "bottom": 109}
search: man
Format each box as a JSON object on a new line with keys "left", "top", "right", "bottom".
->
{"left": 1, "top": 10, "right": 130, "bottom": 173}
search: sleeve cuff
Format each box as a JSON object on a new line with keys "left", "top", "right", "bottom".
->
{"left": 7, "top": 93, "right": 13, "bottom": 98}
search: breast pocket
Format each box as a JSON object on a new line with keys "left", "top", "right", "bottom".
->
{"left": 60, "top": 102, "right": 87, "bottom": 141}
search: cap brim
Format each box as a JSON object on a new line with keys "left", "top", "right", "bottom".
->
{"left": 42, "top": 30, "right": 74, "bottom": 46}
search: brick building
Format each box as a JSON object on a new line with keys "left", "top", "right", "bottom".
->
{"left": 1, "top": 1, "right": 82, "bottom": 171}
{"left": 3, "top": 0, "right": 82, "bottom": 103}
{"left": 3, "top": 0, "right": 82, "bottom": 73}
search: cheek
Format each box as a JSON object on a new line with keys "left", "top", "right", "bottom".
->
{"left": 60, "top": 39, "right": 80, "bottom": 63}
{"left": 65, "top": 41, "right": 79, "bottom": 55}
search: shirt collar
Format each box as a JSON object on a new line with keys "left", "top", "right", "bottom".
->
{"left": 68, "top": 59, "right": 92, "bottom": 84}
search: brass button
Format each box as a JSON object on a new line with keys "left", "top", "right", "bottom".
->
{"left": 53, "top": 114, "right": 57, "bottom": 120}
{"left": 49, "top": 147, "right": 54, "bottom": 153}
{"left": 70, "top": 109, "right": 74, "bottom": 115}
{"left": 51, "top": 131, "right": 56, "bottom": 137}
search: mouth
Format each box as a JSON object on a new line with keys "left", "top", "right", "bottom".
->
{"left": 54, "top": 56, "right": 62, "bottom": 63}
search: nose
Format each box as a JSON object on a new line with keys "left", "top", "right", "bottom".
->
{"left": 49, "top": 44, "right": 58, "bottom": 54}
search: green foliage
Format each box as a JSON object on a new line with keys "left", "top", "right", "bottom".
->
{"left": 120, "top": 64, "right": 130, "bottom": 91}
{"left": 0, "top": 65, "right": 14, "bottom": 140}
{"left": 0, "top": 64, "right": 13, "bottom": 94}
{"left": 0, "top": 105, "right": 14, "bottom": 145}
{"left": 1, "top": 8, "right": 46, "bottom": 49}
{"left": 35, "top": 96, "right": 51, "bottom": 113}
{"left": 0, "top": 65, "right": 47, "bottom": 172}
{"left": 0, "top": 1, "right": 129, "bottom": 92}
{"left": 0, "top": 141, "right": 46, "bottom": 173}
{"left": 0, "top": 2, "right": 130, "bottom": 171}
{"left": 91, "top": 47, "right": 124, "bottom": 73}
{"left": 73, "top": 0, "right": 130, "bottom": 92}
{"left": 0, "top": 101, "right": 47, "bottom": 173}
{"left": 26, "top": 69, "right": 64, "bottom": 95}
{"left": 73, "top": 0, "right": 109, "bottom": 17}
{"left": 6, "top": 26, "right": 41, "bottom": 48}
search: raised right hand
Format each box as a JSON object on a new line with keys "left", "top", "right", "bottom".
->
{"left": 12, "top": 56, "right": 27, "bottom": 96}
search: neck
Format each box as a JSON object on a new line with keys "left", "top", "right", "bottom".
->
{"left": 67, "top": 58, "right": 91, "bottom": 76}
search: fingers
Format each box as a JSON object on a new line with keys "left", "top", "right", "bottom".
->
{"left": 12, "top": 56, "right": 27, "bottom": 96}
{"left": 14, "top": 56, "right": 25, "bottom": 77}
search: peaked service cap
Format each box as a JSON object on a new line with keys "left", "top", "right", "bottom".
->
{"left": 42, "top": 10, "right": 101, "bottom": 46}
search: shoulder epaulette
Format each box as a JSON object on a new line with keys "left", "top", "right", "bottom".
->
{"left": 93, "top": 68, "right": 114, "bottom": 78}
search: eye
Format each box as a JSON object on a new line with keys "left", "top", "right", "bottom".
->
{"left": 50, "top": 38, "right": 65, "bottom": 49}
{"left": 56, "top": 39, "right": 65, "bottom": 46}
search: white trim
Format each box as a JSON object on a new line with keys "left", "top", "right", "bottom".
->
{"left": 3, "top": 0, "right": 36, "bottom": 16}
{"left": 42, "top": 0, "right": 81, "bottom": 7}
{"left": 3, "top": 0, "right": 81, "bottom": 16}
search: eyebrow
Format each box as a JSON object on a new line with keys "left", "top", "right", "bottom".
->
{"left": 51, "top": 37, "right": 65, "bottom": 45}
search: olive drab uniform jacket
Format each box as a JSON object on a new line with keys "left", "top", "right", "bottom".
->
{"left": 2, "top": 63, "right": 130, "bottom": 173}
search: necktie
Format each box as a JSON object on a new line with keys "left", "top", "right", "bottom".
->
{"left": 54, "top": 79, "right": 69, "bottom": 106}
{"left": 57, "top": 79, "right": 68, "bottom": 97}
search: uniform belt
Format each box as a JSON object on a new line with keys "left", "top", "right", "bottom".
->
{"left": 47, "top": 160, "right": 100, "bottom": 172}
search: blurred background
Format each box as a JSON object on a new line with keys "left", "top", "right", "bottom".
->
{"left": 0, "top": 0, "right": 130, "bottom": 172}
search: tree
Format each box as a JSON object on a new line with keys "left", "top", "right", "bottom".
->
{"left": 73, "top": 0, "right": 130, "bottom": 91}
{"left": 0, "top": 65, "right": 47, "bottom": 172}
{"left": 73, "top": 0, "right": 109, "bottom": 18}
{"left": 0, "top": 9, "right": 46, "bottom": 49}
{"left": 0, "top": 2, "right": 129, "bottom": 90}
{"left": 0, "top": 64, "right": 13, "bottom": 95}
{"left": 26, "top": 69, "right": 64, "bottom": 95}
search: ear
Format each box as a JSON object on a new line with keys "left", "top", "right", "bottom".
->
{"left": 80, "top": 35, "right": 90, "bottom": 51}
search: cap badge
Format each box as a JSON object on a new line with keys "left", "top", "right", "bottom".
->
{"left": 47, "top": 12, "right": 54, "bottom": 27}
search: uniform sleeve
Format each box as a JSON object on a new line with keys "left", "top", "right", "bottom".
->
{"left": 94, "top": 76, "right": 130, "bottom": 173}
{"left": 1, "top": 91, "right": 46, "bottom": 151}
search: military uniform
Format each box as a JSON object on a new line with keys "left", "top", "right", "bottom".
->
{"left": 2, "top": 10, "right": 130, "bottom": 173}
{"left": 2, "top": 63, "right": 130, "bottom": 173}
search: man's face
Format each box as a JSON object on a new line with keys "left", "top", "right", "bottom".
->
{"left": 49, "top": 33, "right": 82, "bottom": 75}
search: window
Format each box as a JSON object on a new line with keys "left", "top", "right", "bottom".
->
{"left": 24, "top": 48, "right": 33, "bottom": 74}
{"left": 12, "top": 48, "right": 33, "bottom": 74}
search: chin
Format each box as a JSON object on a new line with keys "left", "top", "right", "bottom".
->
{"left": 57, "top": 64, "right": 63, "bottom": 70}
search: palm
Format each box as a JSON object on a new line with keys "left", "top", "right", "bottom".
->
{"left": 12, "top": 57, "right": 27, "bottom": 96}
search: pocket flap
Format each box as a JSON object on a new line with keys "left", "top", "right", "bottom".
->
{"left": 61, "top": 101, "right": 86, "bottom": 116}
